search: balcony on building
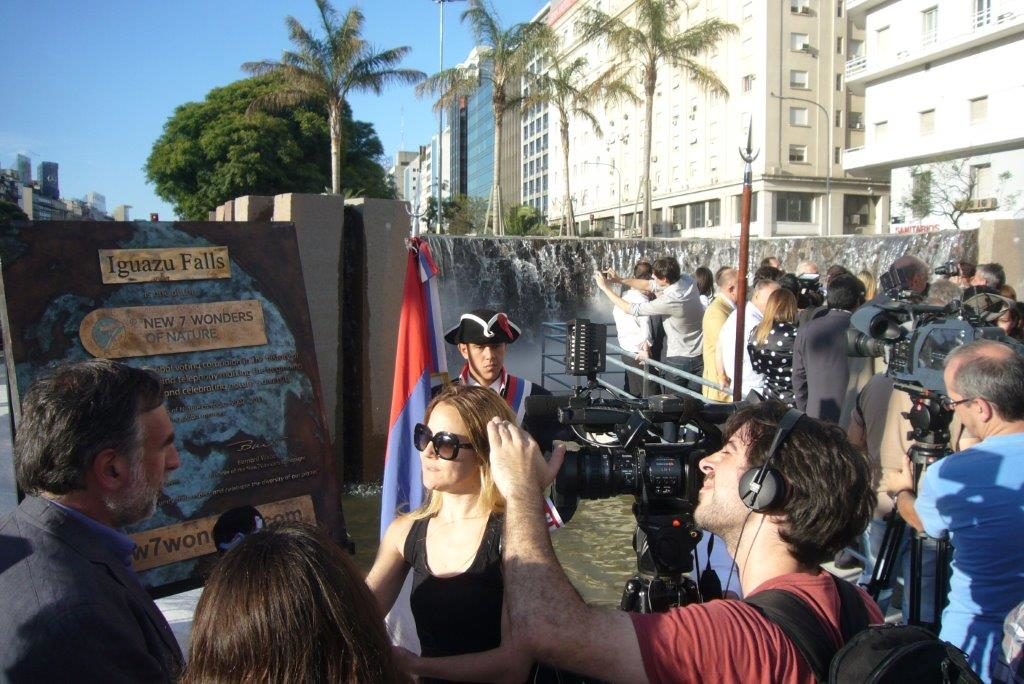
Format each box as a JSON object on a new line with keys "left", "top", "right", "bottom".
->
{"left": 846, "top": 2, "right": 1024, "bottom": 86}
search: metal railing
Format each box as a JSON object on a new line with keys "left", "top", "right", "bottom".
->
{"left": 540, "top": 321, "right": 729, "bottom": 402}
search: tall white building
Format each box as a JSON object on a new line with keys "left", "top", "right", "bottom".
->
{"left": 542, "top": 0, "right": 888, "bottom": 237}
{"left": 843, "top": 0, "right": 1024, "bottom": 232}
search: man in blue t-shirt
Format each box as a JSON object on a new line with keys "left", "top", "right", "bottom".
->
{"left": 888, "top": 339, "right": 1024, "bottom": 682}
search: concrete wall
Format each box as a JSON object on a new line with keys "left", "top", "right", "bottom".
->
{"left": 977, "top": 218, "right": 1024, "bottom": 294}
{"left": 215, "top": 194, "right": 410, "bottom": 483}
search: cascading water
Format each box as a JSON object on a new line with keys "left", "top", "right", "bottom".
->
{"left": 425, "top": 231, "right": 977, "bottom": 388}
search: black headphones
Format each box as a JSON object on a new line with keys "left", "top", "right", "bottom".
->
{"left": 738, "top": 409, "right": 804, "bottom": 513}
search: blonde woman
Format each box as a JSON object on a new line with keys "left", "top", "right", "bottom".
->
{"left": 857, "top": 270, "right": 877, "bottom": 301}
{"left": 368, "top": 384, "right": 545, "bottom": 683}
{"left": 747, "top": 288, "right": 799, "bottom": 406}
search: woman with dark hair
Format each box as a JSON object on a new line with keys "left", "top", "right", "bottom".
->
{"left": 694, "top": 266, "right": 714, "bottom": 309}
{"left": 997, "top": 303, "right": 1023, "bottom": 341}
{"left": 747, "top": 288, "right": 799, "bottom": 406}
{"left": 183, "top": 522, "right": 404, "bottom": 684}
{"left": 367, "top": 384, "right": 541, "bottom": 683}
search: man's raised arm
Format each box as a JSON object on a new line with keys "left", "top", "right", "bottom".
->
{"left": 486, "top": 420, "right": 648, "bottom": 683}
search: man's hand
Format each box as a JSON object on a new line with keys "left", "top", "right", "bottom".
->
{"left": 882, "top": 453, "right": 915, "bottom": 495}
{"left": 488, "top": 418, "right": 559, "bottom": 497}
{"left": 593, "top": 270, "right": 611, "bottom": 293}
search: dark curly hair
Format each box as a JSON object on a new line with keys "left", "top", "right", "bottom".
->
{"left": 722, "top": 402, "right": 875, "bottom": 567}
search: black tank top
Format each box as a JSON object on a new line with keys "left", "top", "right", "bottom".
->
{"left": 403, "top": 514, "right": 504, "bottom": 666}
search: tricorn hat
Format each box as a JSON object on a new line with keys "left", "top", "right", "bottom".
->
{"left": 444, "top": 309, "right": 522, "bottom": 345}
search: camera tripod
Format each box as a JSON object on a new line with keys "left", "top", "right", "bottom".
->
{"left": 619, "top": 496, "right": 705, "bottom": 613}
{"left": 866, "top": 389, "right": 952, "bottom": 633}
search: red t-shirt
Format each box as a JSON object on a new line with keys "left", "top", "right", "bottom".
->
{"left": 630, "top": 572, "right": 884, "bottom": 684}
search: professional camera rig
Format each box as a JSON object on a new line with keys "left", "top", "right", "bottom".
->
{"left": 527, "top": 319, "right": 731, "bottom": 613}
{"left": 845, "top": 266, "right": 1020, "bottom": 630}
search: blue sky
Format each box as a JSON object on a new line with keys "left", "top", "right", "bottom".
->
{"left": 0, "top": 0, "right": 544, "bottom": 219}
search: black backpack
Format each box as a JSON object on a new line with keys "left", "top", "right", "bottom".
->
{"left": 745, "top": 575, "right": 981, "bottom": 684}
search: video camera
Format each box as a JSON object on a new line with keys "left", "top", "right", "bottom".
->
{"left": 526, "top": 319, "right": 731, "bottom": 611}
{"left": 932, "top": 260, "right": 961, "bottom": 278}
{"left": 846, "top": 268, "right": 1011, "bottom": 394}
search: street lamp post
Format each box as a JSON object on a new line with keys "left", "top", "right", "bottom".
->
{"left": 770, "top": 91, "right": 832, "bottom": 235}
{"left": 583, "top": 160, "right": 622, "bottom": 237}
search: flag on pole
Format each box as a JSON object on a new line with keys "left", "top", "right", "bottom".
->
{"left": 381, "top": 237, "right": 447, "bottom": 536}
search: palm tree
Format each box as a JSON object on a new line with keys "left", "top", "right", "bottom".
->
{"left": 417, "top": 0, "right": 549, "bottom": 236}
{"left": 527, "top": 56, "right": 637, "bottom": 236}
{"left": 243, "top": 0, "right": 425, "bottom": 195}
{"left": 583, "top": 1, "right": 737, "bottom": 237}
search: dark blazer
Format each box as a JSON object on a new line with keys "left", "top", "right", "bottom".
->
{"left": 0, "top": 496, "right": 183, "bottom": 683}
{"left": 792, "top": 308, "right": 854, "bottom": 424}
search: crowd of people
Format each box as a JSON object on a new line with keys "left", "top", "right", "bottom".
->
{"left": 0, "top": 253, "right": 1022, "bottom": 683}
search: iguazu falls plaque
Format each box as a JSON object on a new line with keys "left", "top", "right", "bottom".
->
{"left": 0, "top": 221, "right": 341, "bottom": 595}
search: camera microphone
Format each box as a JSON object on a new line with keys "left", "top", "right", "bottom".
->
{"left": 524, "top": 394, "right": 571, "bottom": 419}
{"left": 213, "top": 505, "right": 266, "bottom": 553}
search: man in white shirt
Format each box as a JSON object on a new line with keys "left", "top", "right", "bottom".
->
{"left": 717, "top": 278, "right": 780, "bottom": 399}
{"left": 612, "top": 261, "right": 656, "bottom": 397}
{"left": 595, "top": 256, "right": 705, "bottom": 394}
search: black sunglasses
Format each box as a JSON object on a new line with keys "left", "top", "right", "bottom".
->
{"left": 413, "top": 423, "right": 474, "bottom": 460}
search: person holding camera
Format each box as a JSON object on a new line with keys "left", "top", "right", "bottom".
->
{"left": 886, "top": 340, "right": 1024, "bottom": 682}
{"left": 488, "top": 401, "right": 881, "bottom": 683}
{"left": 594, "top": 256, "right": 705, "bottom": 394}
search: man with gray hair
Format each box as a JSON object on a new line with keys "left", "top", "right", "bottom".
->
{"left": 971, "top": 262, "right": 1006, "bottom": 291}
{"left": 0, "top": 360, "right": 183, "bottom": 682}
{"left": 887, "top": 340, "right": 1024, "bottom": 681}
{"left": 886, "top": 255, "right": 931, "bottom": 297}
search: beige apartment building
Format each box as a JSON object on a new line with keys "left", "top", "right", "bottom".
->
{"left": 543, "top": 0, "right": 889, "bottom": 237}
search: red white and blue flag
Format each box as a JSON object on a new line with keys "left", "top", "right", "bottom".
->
{"left": 381, "top": 237, "right": 447, "bottom": 537}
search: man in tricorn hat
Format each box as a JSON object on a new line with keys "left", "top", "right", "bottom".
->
{"left": 444, "top": 308, "right": 552, "bottom": 438}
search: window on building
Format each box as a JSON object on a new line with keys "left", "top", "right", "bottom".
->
{"left": 790, "top": 70, "right": 809, "bottom": 88}
{"left": 790, "top": 107, "right": 809, "bottom": 126}
{"left": 789, "top": 144, "right": 808, "bottom": 162}
{"left": 837, "top": 2, "right": 843, "bottom": 17}
{"left": 834, "top": 146, "right": 841, "bottom": 164}
{"left": 776, "top": 192, "right": 814, "bottom": 222}
{"left": 849, "top": 39, "right": 864, "bottom": 58}
{"left": 975, "top": 0, "right": 992, "bottom": 27}
{"left": 920, "top": 109, "right": 935, "bottom": 135}
{"left": 791, "top": 33, "right": 810, "bottom": 50}
{"left": 742, "top": 74, "right": 756, "bottom": 92}
{"left": 876, "top": 26, "right": 890, "bottom": 58}
{"left": 734, "top": 191, "right": 758, "bottom": 222}
{"left": 790, "top": 0, "right": 809, "bottom": 13}
{"left": 874, "top": 120, "right": 888, "bottom": 143}
{"left": 708, "top": 199, "right": 721, "bottom": 226}
{"left": 672, "top": 205, "right": 687, "bottom": 226}
{"left": 911, "top": 171, "right": 932, "bottom": 218}
{"left": 922, "top": 7, "right": 938, "bottom": 45}
{"left": 836, "top": 73, "right": 843, "bottom": 91}
{"left": 834, "top": 110, "right": 842, "bottom": 127}
{"left": 849, "top": 111, "right": 864, "bottom": 130}
{"left": 971, "top": 163, "right": 993, "bottom": 199}
{"left": 970, "top": 96, "right": 988, "bottom": 123}
{"left": 690, "top": 202, "right": 706, "bottom": 229}
{"left": 836, "top": 36, "right": 844, "bottom": 54}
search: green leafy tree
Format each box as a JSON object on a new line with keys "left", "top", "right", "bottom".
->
{"left": 583, "top": 1, "right": 736, "bottom": 236}
{"left": 0, "top": 200, "right": 28, "bottom": 223}
{"left": 504, "top": 204, "right": 545, "bottom": 236}
{"left": 146, "top": 75, "right": 392, "bottom": 219}
{"left": 527, "top": 55, "right": 637, "bottom": 236}
{"left": 448, "top": 195, "right": 488, "bottom": 235}
{"left": 417, "top": 0, "right": 550, "bottom": 235}
{"left": 243, "top": 1, "right": 424, "bottom": 195}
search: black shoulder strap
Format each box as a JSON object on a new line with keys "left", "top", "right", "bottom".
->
{"left": 743, "top": 575, "right": 871, "bottom": 684}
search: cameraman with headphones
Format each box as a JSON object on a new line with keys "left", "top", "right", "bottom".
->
{"left": 488, "top": 402, "right": 881, "bottom": 683}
